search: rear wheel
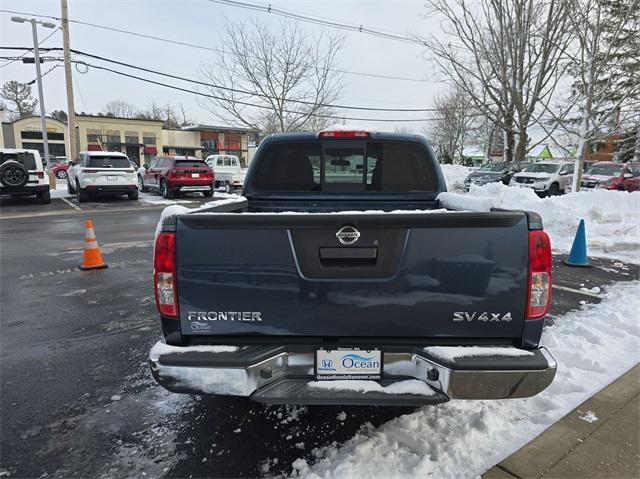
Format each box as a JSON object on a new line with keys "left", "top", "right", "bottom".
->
{"left": 128, "top": 189, "right": 139, "bottom": 200}
{"left": 203, "top": 188, "right": 214, "bottom": 197}
{"left": 224, "top": 182, "right": 232, "bottom": 194}
{"left": 76, "top": 181, "right": 89, "bottom": 203}
{"left": 160, "top": 179, "right": 175, "bottom": 199}
{"left": 37, "top": 189, "right": 51, "bottom": 204}
{"left": 548, "top": 183, "right": 560, "bottom": 196}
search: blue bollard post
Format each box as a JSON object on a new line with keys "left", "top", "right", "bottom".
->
{"left": 563, "top": 219, "right": 591, "bottom": 267}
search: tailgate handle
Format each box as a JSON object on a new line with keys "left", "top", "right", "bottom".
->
{"left": 319, "top": 247, "right": 378, "bottom": 267}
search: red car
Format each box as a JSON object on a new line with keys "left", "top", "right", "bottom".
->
{"left": 138, "top": 156, "right": 214, "bottom": 198}
{"left": 580, "top": 162, "right": 640, "bottom": 191}
{"left": 50, "top": 157, "right": 70, "bottom": 179}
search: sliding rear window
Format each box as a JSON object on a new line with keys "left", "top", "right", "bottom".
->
{"left": 252, "top": 140, "right": 437, "bottom": 192}
{"left": 87, "top": 156, "right": 131, "bottom": 168}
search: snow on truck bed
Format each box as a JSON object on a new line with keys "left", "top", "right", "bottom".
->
{"left": 291, "top": 280, "right": 640, "bottom": 479}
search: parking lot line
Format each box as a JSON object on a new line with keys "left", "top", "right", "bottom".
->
{"left": 552, "top": 284, "right": 604, "bottom": 299}
{"left": 60, "top": 197, "right": 82, "bottom": 211}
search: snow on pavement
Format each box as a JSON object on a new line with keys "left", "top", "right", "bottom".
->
{"left": 290, "top": 280, "right": 640, "bottom": 479}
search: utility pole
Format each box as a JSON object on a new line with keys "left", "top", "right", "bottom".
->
{"left": 61, "top": 0, "right": 77, "bottom": 161}
{"left": 12, "top": 16, "right": 56, "bottom": 166}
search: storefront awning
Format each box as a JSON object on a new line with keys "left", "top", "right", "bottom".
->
{"left": 143, "top": 146, "right": 158, "bottom": 154}
{"left": 87, "top": 144, "right": 102, "bottom": 151}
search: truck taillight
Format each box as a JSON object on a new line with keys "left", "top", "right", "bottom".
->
{"left": 526, "top": 230, "right": 552, "bottom": 320}
{"left": 154, "top": 232, "right": 178, "bottom": 318}
{"left": 318, "top": 130, "right": 370, "bottom": 138}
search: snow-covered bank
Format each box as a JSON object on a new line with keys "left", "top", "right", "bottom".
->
{"left": 441, "top": 182, "right": 640, "bottom": 263}
{"left": 291, "top": 280, "right": 640, "bottom": 479}
{"left": 440, "top": 164, "right": 473, "bottom": 193}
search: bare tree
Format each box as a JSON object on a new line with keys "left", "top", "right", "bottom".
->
{"left": 428, "top": 85, "right": 479, "bottom": 163}
{"left": 1, "top": 81, "right": 37, "bottom": 117}
{"left": 199, "top": 19, "right": 344, "bottom": 134}
{"left": 424, "top": 0, "right": 571, "bottom": 162}
{"left": 101, "top": 100, "right": 137, "bottom": 119}
{"left": 137, "top": 101, "right": 194, "bottom": 129}
{"left": 559, "top": 0, "right": 640, "bottom": 190}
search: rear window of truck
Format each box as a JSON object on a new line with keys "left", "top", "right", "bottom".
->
{"left": 252, "top": 141, "right": 437, "bottom": 192}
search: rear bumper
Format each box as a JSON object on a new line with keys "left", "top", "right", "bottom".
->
{"left": 86, "top": 184, "right": 137, "bottom": 194}
{"left": 177, "top": 184, "right": 212, "bottom": 192}
{"left": 0, "top": 184, "right": 49, "bottom": 196}
{"left": 149, "top": 342, "right": 557, "bottom": 405}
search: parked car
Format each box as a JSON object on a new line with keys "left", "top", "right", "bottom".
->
{"left": 51, "top": 157, "right": 70, "bottom": 179}
{"left": 509, "top": 161, "right": 573, "bottom": 196}
{"left": 149, "top": 128, "right": 556, "bottom": 406}
{"left": 571, "top": 161, "right": 640, "bottom": 192}
{"left": 67, "top": 151, "right": 138, "bottom": 202}
{"left": 204, "top": 154, "right": 245, "bottom": 193}
{"left": 138, "top": 156, "right": 214, "bottom": 199}
{"left": 464, "top": 162, "right": 527, "bottom": 191}
{"left": 0, "top": 149, "right": 51, "bottom": 204}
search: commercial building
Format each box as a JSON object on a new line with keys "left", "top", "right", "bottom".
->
{"left": 1, "top": 116, "right": 68, "bottom": 158}
{"left": 161, "top": 128, "right": 202, "bottom": 158}
{"left": 75, "top": 115, "right": 163, "bottom": 166}
{"left": 2, "top": 114, "right": 259, "bottom": 167}
{"left": 183, "top": 124, "right": 258, "bottom": 166}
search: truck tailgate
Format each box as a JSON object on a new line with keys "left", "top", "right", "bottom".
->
{"left": 175, "top": 212, "right": 529, "bottom": 339}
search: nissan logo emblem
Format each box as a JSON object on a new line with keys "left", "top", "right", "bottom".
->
{"left": 336, "top": 225, "right": 360, "bottom": 245}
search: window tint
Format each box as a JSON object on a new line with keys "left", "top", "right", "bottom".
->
{"left": 0, "top": 151, "right": 37, "bottom": 170}
{"left": 175, "top": 160, "right": 207, "bottom": 168}
{"left": 87, "top": 156, "right": 131, "bottom": 168}
{"left": 252, "top": 140, "right": 436, "bottom": 192}
{"left": 366, "top": 142, "right": 436, "bottom": 191}
{"left": 253, "top": 142, "right": 321, "bottom": 191}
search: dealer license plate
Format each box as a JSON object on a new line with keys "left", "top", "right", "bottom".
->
{"left": 107, "top": 175, "right": 117, "bottom": 181}
{"left": 191, "top": 173, "right": 200, "bottom": 178}
{"left": 315, "top": 348, "right": 382, "bottom": 380}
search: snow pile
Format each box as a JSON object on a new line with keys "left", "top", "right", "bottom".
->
{"left": 462, "top": 183, "right": 640, "bottom": 262}
{"left": 291, "top": 280, "right": 640, "bottom": 479}
{"left": 308, "top": 379, "right": 435, "bottom": 396}
{"left": 151, "top": 342, "right": 239, "bottom": 355}
{"left": 440, "top": 164, "right": 473, "bottom": 193}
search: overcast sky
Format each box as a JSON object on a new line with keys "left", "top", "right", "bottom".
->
{"left": 0, "top": 0, "right": 447, "bottom": 131}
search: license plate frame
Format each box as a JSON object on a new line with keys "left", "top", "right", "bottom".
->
{"left": 106, "top": 175, "right": 117, "bottom": 181}
{"left": 315, "top": 348, "right": 382, "bottom": 381}
{"left": 191, "top": 173, "right": 200, "bottom": 178}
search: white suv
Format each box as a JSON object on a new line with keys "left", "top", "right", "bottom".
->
{"left": 509, "top": 161, "right": 574, "bottom": 196}
{"left": 67, "top": 151, "right": 138, "bottom": 202}
{"left": 0, "top": 149, "right": 51, "bottom": 204}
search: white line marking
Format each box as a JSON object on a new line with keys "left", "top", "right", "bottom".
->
{"left": 552, "top": 284, "right": 604, "bottom": 299}
{"left": 60, "top": 197, "right": 82, "bottom": 211}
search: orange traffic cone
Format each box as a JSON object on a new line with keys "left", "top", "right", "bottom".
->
{"left": 79, "top": 219, "right": 108, "bottom": 270}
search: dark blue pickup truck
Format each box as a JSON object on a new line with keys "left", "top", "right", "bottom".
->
{"left": 149, "top": 129, "right": 556, "bottom": 405}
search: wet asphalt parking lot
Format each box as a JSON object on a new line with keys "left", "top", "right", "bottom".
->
{"left": 1, "top": 193, "right": 638, "bottom": 478}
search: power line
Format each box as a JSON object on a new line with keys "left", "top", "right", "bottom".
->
{"left": 0, "top": 25, "right": 60, "bottom": 69}
{"left": 0, "top": 8, "right": 432, "bottom": 83}
{"left": 1, "top": 53, "right": 442, "bottom": 123}
{"left": 4, "top": 46, "right": 444, "bottom": 113}
{"left": 207, "top": 0, "right": 425, "bottom": 45}
{"left": 1, "top": 46, "right": 449, "bottom": 113}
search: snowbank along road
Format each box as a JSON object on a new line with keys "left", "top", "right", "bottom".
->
{"left": 0, "top": 198, "right": 638, "bottom": 478}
